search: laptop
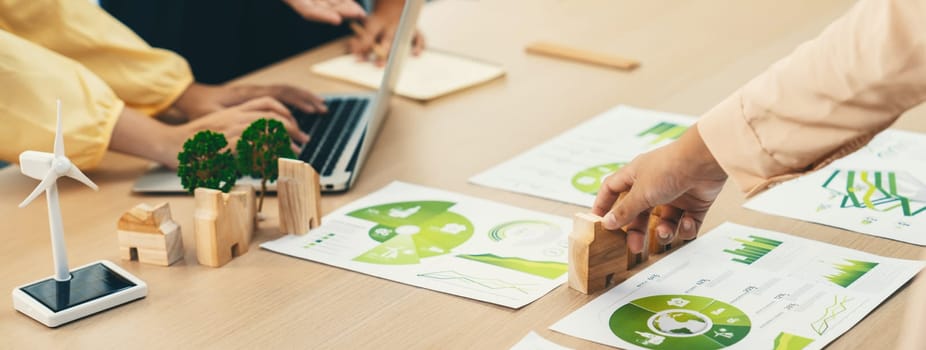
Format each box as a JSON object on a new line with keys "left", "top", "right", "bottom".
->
{"left": 133, "top": 0, "right": 424, "bottom": 193}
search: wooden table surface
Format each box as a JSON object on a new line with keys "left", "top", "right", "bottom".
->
{"left": 2, "top": 0, "right": 924, "bottom": 348}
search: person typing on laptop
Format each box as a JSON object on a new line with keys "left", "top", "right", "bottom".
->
{"left": 100, "top": 0, "right": 426, "bottom": 83}
{"left": 0, "top": 0, "right": 323, "bottom": 170}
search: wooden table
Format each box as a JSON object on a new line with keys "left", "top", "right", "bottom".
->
{"left": 2, "top": 0, "right": 923, "bottom": 348}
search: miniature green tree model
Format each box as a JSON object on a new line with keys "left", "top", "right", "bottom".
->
{"left": 177, "top": 131, "right": 238, "bottom": 193}
{"left": 236, "top": 118, "right": 296, "bottom": 212}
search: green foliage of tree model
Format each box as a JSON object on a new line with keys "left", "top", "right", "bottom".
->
{"left": 236, "top": 118, "right": 296, "bottom": 212}
{"left": 177, "top": 131, "right": 238, "bottom": 193}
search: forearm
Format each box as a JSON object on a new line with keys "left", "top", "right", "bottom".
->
{"left": 699, "top": 0, "right": 926, "bottom": 195}
{"left": 109, "top": 107, "right": 187, "bottom": 169}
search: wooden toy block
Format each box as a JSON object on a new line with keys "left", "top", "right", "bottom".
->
{"left": 194, "top": 186, "right": 255, "bottom": 267}
{"left": 646, "top": 206, "right": 696, "bottom": 255}
{"left": 568, "top": 213, "right": 633, "bottom": 294}
{"left": 277, "top": 158, "right": 322, "bottom": 235}
{"left": 117, "top": 202, "right": 183, "bottom": 266}
{"left": 235, "top": 184, "right": 257, "bottom": 246}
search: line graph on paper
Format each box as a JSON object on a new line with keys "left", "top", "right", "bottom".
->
{"left": 417, "top": 270, "right": 538, "bottom": 295}
{"left": 742, "top": 129, "right": 926, "bottom": 245}
{"left": 820, "top": 170, "right": 926, "bottom": 217}
{"left": 810, "top": 295, "right": 854, "bottom": 336}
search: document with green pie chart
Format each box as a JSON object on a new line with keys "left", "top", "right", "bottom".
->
{"left": 469, "top": 105, "right": 695, "bottom": 207}
{"left": 550, "top": 222, "right": 924, "bottom": 350}
{"left": 261, "top": 182, "right": 571, "bottom": 308}
{"left": 745, "top": 129, "right": 926, "bottom": 245}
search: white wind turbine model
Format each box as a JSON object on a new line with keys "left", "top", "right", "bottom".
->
{"left": 12, "top": 100, "right": 147, "bottom": 328}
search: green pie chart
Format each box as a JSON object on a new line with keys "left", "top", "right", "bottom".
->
{"left": 610, "top": 295, "right": 750, "bottom": 349}
{"left": 572, "top": 162, "right": 626, "bottom": 194}
{"left": 347, "top": 201, "right": 474, "bottom": 265}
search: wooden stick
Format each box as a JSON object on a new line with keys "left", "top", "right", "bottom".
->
{"left": 525, "top": 41, "right": 639, "bottom": 70}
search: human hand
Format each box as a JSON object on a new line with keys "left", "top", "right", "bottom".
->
{"left": 172, "top": 83, "right": 327, "bottom": 120}
{"left": 347, "top": 1, "right": 425, "bottom": 66}
{"left": 592, "top": 126, "right": 728, "bottom": 253}
{"left": 178, "top": 97, "right": 309, "bottom": 159}
{"left": 282, "top": 0, "right": 366, "bottom": 25}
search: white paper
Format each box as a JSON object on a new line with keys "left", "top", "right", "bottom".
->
{"left": 551, "top": 222, "right": 924, "bottom": 350}
{"left": 470, "top": 105, "right": 696, "bottom": 207}
{"left": 311, "top": 50, "right": 505, "bottom": 100}
{"left": 745, "top": 129, "right": 926, "bottom": 245}
{"left": 261, "top": 182, "right": 570, "bottom": 308}
{"left": 511, "top": 331, "right": 573, "bottom": 350}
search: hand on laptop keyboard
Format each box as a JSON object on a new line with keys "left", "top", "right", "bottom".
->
{"left": 173, "top": 83, "right": 328, "bottom": 119}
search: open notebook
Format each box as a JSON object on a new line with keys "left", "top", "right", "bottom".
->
{"left": 311, "top": 50, "right": 505, "bottom": 101}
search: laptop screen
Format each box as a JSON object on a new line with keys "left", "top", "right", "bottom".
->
{"left": 370, "top": 0, "right": 425, "bottom": 119}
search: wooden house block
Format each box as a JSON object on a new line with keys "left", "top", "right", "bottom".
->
{"left": 277, "top": 158, "right": 322, "bottom": 235}
{"left": 568, "top": 208, "right": 696, "bottom": 294}
{"left": 194, "top": 187, "right": 255, "bottom": 267}
{"left": 117, "top": 202, "right": 183, "bottom": 266}
{"left": 234, "top": 184, "right": 257, "bottom": 246}
{"left": 646, "top": 206, "right": 695, "bottom": 255}
{"left": 568, "top": 213, "right": 633, "bottom": 294}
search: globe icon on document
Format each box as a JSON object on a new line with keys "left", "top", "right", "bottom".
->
{"left": 610, "top": 295, "right": 750, "bottom": 349}
{"left": 650, "top": 310, "right": 711, "bottom": 336}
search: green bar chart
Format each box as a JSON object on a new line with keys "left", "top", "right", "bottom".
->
{"left": 723, "top": 235, "right": 783, "bottom": 265}
{"left": 637, "top": 121, "right": 688, "bottom": 144}
{"left": 825, "top": 259, "right": 879, "bottom": 287}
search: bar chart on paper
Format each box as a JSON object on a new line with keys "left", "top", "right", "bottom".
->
{"left": 470, "top": 105, "right": 696, "bottom": 207}
{"left": 550, "top": 223, "right": 925, "bottom": 350}
{"left": 722, "top": 235, "right": 783, "bottom": 265}
{"left": 745, "top": 129, "right": 926, "bottom": 245}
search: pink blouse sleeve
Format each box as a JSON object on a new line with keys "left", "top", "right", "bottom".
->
{"left": 698, "top": 0, "right": 926, "bottom": 195}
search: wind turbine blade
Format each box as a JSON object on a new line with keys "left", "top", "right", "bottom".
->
{"left": 65, "top": 166, "right": 98, "bottom": 191}
{"left": 19, "top": 171, "right": 59, "bottom": 208}
{"left": 54, "top": 99, "right": 64, "bottom": 157}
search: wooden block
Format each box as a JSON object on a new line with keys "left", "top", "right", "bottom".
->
{"left": 116, "top": 202, "right": 184, "bottom": 266}
{"left": 232, "top": 184, "right": 257, "bottom": 246}
{"left": 117, "top": 202, "right": 171, "bottom": 234}
{"left": 568, "top": 212, "right": 632, "bottom": 294}
{"left": 526, "top": 41, "right": 640, "bottom": 70}
{"left": 194, "top": 187, "right": 255, "bottom": 267}
{"left": 277, "top": 158, "right": 322, "bottom": 235}
{"left": 647, "top": 206, "right": 668, "bottom": 255}
{"left": 646, "top": 206, "right": 695, "bottom": 255}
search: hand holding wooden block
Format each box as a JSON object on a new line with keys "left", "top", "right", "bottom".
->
{"left": 568, "top": 208, "right": 694, "bottom": 294}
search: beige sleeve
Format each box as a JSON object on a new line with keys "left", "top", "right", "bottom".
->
{"left": 698, "top": 0, "right": 926, "bottom": 195}
{"left": 0, "top": 0, "right": 193, "bottom": 116}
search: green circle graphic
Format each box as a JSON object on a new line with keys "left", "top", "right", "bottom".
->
{"left": 346, "top": 201, "right": 474, "bottom": 265}
{"left": 487, "top": 220, "right": 561, "bottom": 245}
{"left": 610, "top": 295, "right": 750, "bottom": 349}
{"left": 572, "top": 163, "right": 626, "bottom": 194}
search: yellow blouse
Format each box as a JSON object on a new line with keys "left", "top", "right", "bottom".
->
{"left": 0, "top": 0, "right": 192, "bottom": 169}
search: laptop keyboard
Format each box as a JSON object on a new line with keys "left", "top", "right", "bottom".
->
{"left": 295, "top": 97, "right": 369, "bottom": 176}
